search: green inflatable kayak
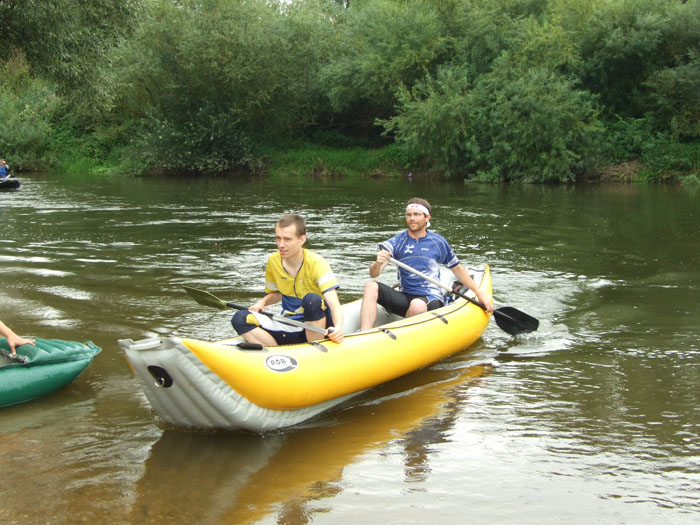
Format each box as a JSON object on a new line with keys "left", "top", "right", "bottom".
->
{"left": 0, "top": 338, "right": 101, "bottom": 408}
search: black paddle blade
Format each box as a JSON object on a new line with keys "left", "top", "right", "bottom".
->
{"left": 493, "top": 307, "right": 539, "bottom": 336}
{"left": 183, "top": 286, "right": 228, "bottom": 310}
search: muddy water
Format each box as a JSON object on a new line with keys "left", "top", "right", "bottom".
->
{"left": 1, "top": 173, "right": 698, "bottom": 524}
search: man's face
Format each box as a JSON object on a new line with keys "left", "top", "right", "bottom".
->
{"left": 275, "top": 224, "right": 306, "bottom": 259}
{"left": 405, "top": 209, "right": 429, "bottom": 232}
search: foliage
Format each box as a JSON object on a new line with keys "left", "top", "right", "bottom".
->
{"left": 471, "top": 67, "right": 602, "bottom": 182}
{"left": 260, "top": 142, "right": 405, "bottom": 178}
{"left": 644, "top": 0, "right": 700, "bottom": 140}
{"left": 445, "top": 0, "right": 555, "bottom": 76}
{"left": 319, "top": 0, "right": 450, "bottom": 133}
{"left": 111, "top": 0, "right": 339, "bottom": 173}
{"left": 602, "top": 117, "right": 700, "bottom": 180}
{"left": 644, "top": 53, "right": 700, "bottom": 140}
{"left": 572, "top": 0, "right": 700, "bottom": 127}
{"left": 573, "top": 0, "right": 666, "bottom": 117}
{"left": 0, "top": 0, "right": 698, "bottom": 181}
{"left": 129, "top": 105, "right": 252, "bottom": 174}
{"left": 681, "top": 174, "right": 700, "bottom": 185}
{"left": 0, "top": 51, "right": 59, "bottom": 170}
{"left": 0, "top": 0, "right": 141, "bottom": 109}
{"left": 384, "top": 61, "right": 602, "bottom": 182}
{"left": 382, "top": 9, "right": 602, "bottom": 182}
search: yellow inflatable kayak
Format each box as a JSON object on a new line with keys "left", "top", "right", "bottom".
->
{"left": 120, "top": 266, "right": 491, "bottom": 431}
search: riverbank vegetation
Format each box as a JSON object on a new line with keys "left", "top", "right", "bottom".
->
{"left": 1, "top": 0, "right": 698, "bottom": 183}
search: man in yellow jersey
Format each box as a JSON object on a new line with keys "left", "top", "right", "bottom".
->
{"left": 232, "top": 214, "right": 344, "bottom": 346}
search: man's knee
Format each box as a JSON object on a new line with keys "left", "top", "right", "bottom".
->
{"left": 406, "top": 299, "right": 428, "bottom": 317}
{"left": 301, "top": 292, "right": 322, "bottom": 310}
{"left": 301, "top": 293, "right": 325, "bottom": 322}
{"left": 231, "top": 310, "right": 256, "bottom": 335}
{"left": 363, "top": 280, "right": 379, "bottom": 298}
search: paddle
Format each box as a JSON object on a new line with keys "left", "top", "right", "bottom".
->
{"left": 388, "top": 257, "right": 539, "bottom": 336}
{"left": 183, "top": 286, "right": 328, "bottom": 335}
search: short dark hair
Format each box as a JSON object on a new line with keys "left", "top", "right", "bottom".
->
{"left": 277, "top": 214, "right": 306, "bottom": 236}
{"left": 406, "top": 198, "right": 431, "bottom": 215}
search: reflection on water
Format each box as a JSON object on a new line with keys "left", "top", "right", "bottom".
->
{"left": 132, "top": 364, "right": 490, "bottom": 524}
{"left": 1, "top": 173, "right": 699, "bottom": 523}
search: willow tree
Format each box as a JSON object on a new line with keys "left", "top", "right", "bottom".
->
{"left": 319, "top": 0, "right": 450, "bottom": 138}
{"left": 382, "top": 10, "right": 602, "bottom": 182}
{"left": 0, "top": 51, "right": 59, "bottom": 170}
{"left": 0, "top": 0, "right": 141, "bottom": 104}
{"left": 109, "top": 0, "right": 339, "bottom": 173}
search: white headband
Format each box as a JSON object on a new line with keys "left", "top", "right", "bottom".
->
{"left": 406, "top": 203, "right": 430, "bottom": 216}
{"left": 406, "top": 203, "right": 431, "bottom": 228}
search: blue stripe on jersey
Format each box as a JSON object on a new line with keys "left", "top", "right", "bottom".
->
{"left": 281, "top": 295, "right": 304, "bottom": 318}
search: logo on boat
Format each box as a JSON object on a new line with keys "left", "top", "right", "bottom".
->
{"left": 266, "top": 354, "right": 298, "bottom": 373}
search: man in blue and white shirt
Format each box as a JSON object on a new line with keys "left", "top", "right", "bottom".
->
{"left": 0, "top": 159, "right": 9, "bottom": 178}
{"left": 360, "top": 198, "right": 493, "bottom": 330}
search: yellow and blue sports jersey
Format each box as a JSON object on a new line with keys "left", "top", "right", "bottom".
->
{"left": 264, "top": 248, "right": 339, "bottom": 319}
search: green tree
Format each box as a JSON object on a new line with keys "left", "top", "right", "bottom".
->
{"left": 110, "top": 0, "right": 339, "bottom": 173}
{"left": 319, "top": 0, "right": 450, "bottom": 136}
{"left": 572, "top": 0, "right": 699, "bottom": 122}
{"left": 383, "top": 13, "right": 602, "bottom": 182}
{"left": 644, "top": 0, "right": 700, "bottom": 139}
{"left": 0, "top": 51, "right": 59, "bottom": 170}
{"left": 385, "top": 62, "right": 601, "bottom": 182}
{"left": 645, "top": 54, "right": 700, "bottom": 140}
{"left": 0, "top": 0, "right": 141, "bottom": 101}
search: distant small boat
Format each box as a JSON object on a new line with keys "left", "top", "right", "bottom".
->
{"left": 1, "top": 338, "right": 101, "bottom": 408}
{"left": 0, "top": 177, "right": 20, "bottom": 190}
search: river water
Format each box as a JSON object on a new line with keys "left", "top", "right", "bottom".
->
{"left": 1, "top": 172, "right": 698, "bottom": 524}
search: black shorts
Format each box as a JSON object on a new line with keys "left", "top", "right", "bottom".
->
{"left": 231, "top": 293, "right": 332, "bottom": 345}
{"left": 376, "top": 282, "right": 444, "bottom": 317}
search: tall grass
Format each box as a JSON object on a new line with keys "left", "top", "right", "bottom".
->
{"left": 259, "top": 143, "right": 407, "bottom": 178}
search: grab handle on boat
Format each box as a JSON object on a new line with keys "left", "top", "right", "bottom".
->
{"left": 0, "top": 349, "right": 28, "bottom": 364}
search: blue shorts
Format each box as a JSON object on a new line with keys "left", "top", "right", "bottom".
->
{"left": 231, "top": 293, "right": 333, "bottom": 345}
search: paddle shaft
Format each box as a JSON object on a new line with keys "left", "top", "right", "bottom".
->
{"left": 389, "top": 257, "right": 489, "bottom": 312}
{"left": 182, "top": 286, "right": 330, "bottom": 335}
{"left": 388, "top": 257, "right": 539, "bottom": 336}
